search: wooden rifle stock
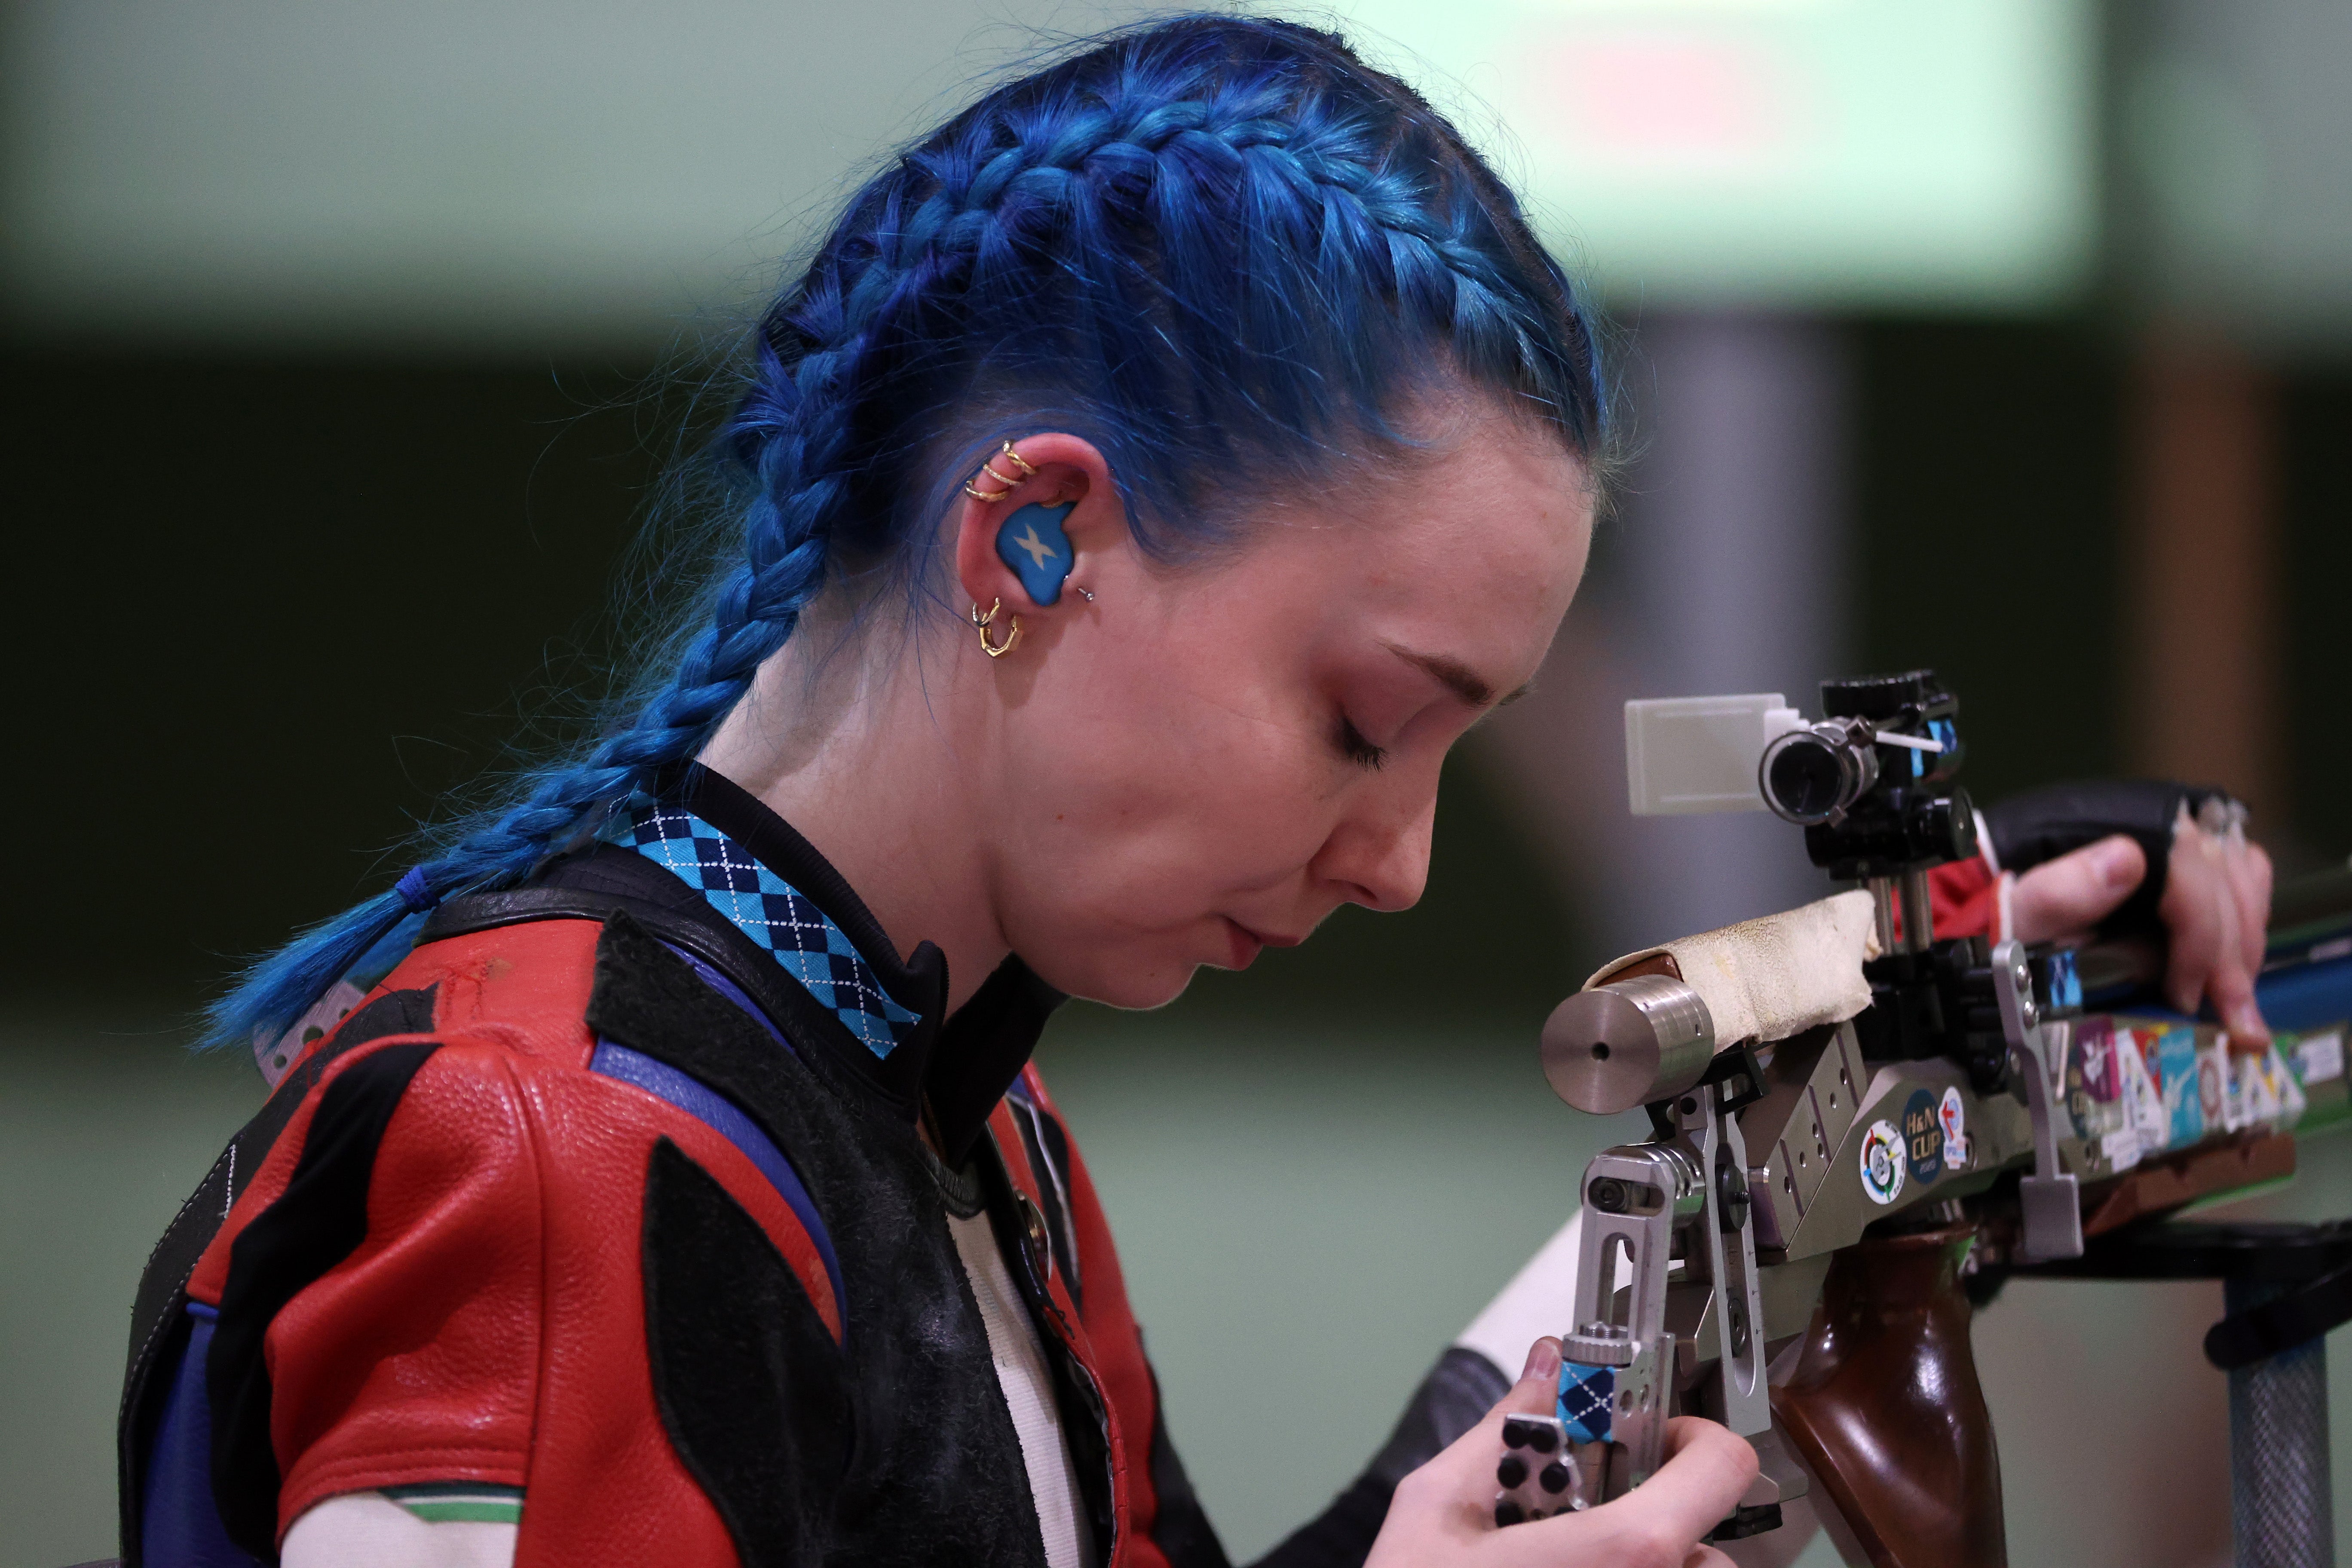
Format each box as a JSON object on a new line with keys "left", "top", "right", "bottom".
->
{"left": 1771, "top": 1225, "right": 2006, "bottom": 1568}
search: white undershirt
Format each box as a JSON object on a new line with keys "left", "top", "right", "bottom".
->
{"left": 947, "top": 1208, "right": 1098, "bottom": 1568}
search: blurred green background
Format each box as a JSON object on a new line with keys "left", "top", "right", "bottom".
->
{"left": 5, "top": 2, "right": 2351, "bottom": 1564}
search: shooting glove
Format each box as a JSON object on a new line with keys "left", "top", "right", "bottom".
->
{"left": 1982, "top": 779, "right": 2242, "bottom": 936}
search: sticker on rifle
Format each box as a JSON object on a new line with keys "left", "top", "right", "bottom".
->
{"left": 1902, "top": 1089, "right": 1944, "bottom": 1186}
{"left": 1939, "top": 1086, "right": 1969, "bottom": 1170}
{"left": 1860, "top": 1119, "right": 1905, "bottom": 1205}
{"left": 2196, "top": 1043, "right": 2228, "bottom": 1127}
{"left": 2295, "top": 1030, "right": 2344, "bottom": 1086}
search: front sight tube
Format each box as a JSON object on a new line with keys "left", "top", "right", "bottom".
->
{"left": 1541, "top": 974, "right": 1716, "bottom": 1115}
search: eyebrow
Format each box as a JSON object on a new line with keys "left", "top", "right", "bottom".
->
{"left": 1384, "top": 642, "right": 1528, "bottom": 708}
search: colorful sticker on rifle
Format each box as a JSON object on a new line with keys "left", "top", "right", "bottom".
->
{"left": 2120, "top": 1033, "right": 2169, "bottom": 1150}
{"left": 2294, "top": 1030, "right": 2343, "bottom": 1086}
{"left": 1902, "top": 1089, "right": 1944, "bottom": 1186}
{"left": 1860, "top": 1119, "right": 1905, "bottom": 1205}
{"left": 2159, "top": 1026, "right": 2203, "bottom": 1147}
{"left": 1939, "top": 1086, "right": 1969, "bottom": 1170}
{"left": 2196, "top": 1040, "right": 2229, "bottom": 1128}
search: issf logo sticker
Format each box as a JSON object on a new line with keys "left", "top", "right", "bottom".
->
{"left": 1860, "top": 1119, "right": 1906, "bottom": 1205}
{"left": 1902, "top": 1089, "right": 1945, "bottom": 1187}
{"left": 1939, "top": 1086, "right": 1969, "bottom": 1170}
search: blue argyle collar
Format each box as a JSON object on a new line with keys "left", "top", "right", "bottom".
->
{"left": 609, "top": 799, "right": 924, "bottom": 1059}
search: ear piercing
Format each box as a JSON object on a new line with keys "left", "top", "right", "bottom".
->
{"left": 962, "top": 441, "right": 1037, "bottom": 502}
{"left": 971, "top": 597, "right": 1021, "bottom": 658}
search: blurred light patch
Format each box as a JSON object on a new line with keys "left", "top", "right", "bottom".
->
{"left": 2122, "top": 0, "right": 2352, "bottom": 352}
{"left": 1343, "top": 0, "right": 2098, "bottom": 310}
{"left": 0, "top": 0, "right": 2092, "bottom": 352}
{"left": 0, "top": 0, "right": 1133, "bottom": 353}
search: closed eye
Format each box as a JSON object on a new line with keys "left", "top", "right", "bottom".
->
{"left": 1337, "top": 716, "right": 1388, "bottom": 772}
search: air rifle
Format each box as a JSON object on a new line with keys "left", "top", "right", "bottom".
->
{"left": 1496, "top": 672, "right": 2351, "bottom": 1568}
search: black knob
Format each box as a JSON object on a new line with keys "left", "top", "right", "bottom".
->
{"left": 1822, "top": 670, "right": 1933, "bottom": 720}
{"left": 1495, "top": 1500, "right": 1526, "bottom": 1528}
{"left": 1539, "top": 1462, "right": 1570, "bottom": 1494}
{"left": 1716, "top": 1155, "right": 1751, "bottom": 1234}
{"left": 1497, "top": 1455, "right": 1528, "bottom": 1488}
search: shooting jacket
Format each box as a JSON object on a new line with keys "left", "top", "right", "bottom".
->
{"left": 116, "top": 764, "right": 1467, "bottom": 1568}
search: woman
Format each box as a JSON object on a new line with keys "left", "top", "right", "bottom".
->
{"left": 116, "top": 16, "right": 2268, "bottom": 1568}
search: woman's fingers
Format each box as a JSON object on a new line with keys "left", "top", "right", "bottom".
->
{"left": 2158, "top": 822, "right": 2228, "bottom": 1015}
{"left": 2228, "top": 831, "right": 2274, "bottom": 980}
{"left": 1596, "top": 1417, "right": 1759, "bottom": 1551}
{"left": 1373, "top": 1347, "right": 1758, "bottom": 1568}
{"left": 2162, "top": 814, "right": 2271, "bottom": 1044}
{"left": 2210, "top": 822, "right": 2271, "bottom": 1046}
{"left": 2009, "top": 835, "right": 2145, "bottom": 945}
{"left": 1490, "top": 1418, "right": 1755, "bottom": 1568}
{"left": 1394, "top": 1337, "right": 1563, "bottom": 1504}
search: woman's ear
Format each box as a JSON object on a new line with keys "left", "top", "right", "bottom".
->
{"left": 951, "top": 432, "right": 1119, "bottom": 627}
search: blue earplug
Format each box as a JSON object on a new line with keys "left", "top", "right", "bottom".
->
{"left": 995, "top": 502, "right": 1077, "bottom": 606}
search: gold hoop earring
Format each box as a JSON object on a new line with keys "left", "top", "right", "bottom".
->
{"left": 971, "top": 597, "right": 1022, "bottom": 658}
{"left": 962, "top": 441, "right": 1038, "bottom": 501}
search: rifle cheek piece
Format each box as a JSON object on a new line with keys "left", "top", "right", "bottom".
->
{"left": 1543, "top": 974, "right": 1717, "bottom": 1115}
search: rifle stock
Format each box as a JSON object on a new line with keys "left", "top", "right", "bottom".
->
{"left": 1771, "top": 1225, "right": 2004, "bottom": 1568}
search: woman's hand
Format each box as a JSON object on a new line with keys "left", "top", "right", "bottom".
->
{"left": 1367, "top": 1338, "right": 1759, "bottom": 1568}
{"left": 2009, "top": 805, "right": 2274, "bottom": 1044}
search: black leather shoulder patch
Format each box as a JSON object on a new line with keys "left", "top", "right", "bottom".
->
{"left": 127, "top": 986, "right": 442, "bottom": 1378}
{"left": 206, "top": 1040, "right": 442, "bottom": 1559}
{"left": 118, "top": 985, "right": 439, "bottom": 1563}
{"left": 643, "top": 1136, "right": 850, "bottom": 1568}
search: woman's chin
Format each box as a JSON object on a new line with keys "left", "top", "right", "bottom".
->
{"left": 1038, "top": 951, "right": 1200, "bottom": 1013}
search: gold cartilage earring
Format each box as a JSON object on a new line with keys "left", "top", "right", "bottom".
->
{"left": 962, "top": 441, "right": 1036, "bottom": 502}
{"left": 971, "top": 597, "right": 1022, "bottom": 658}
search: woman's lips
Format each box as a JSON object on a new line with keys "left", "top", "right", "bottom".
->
{"left": 1221, "top": 919, "right": 1301, "bottom": 968}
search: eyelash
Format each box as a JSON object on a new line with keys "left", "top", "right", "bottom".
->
{"left": 1338, "top": 716, "right": 1388, "bottom": 772}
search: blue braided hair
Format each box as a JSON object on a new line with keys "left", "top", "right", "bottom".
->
{"left": 207, "top": 14, "right": 1608, "bottom": 1052}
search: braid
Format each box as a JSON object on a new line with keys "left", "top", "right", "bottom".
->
{"left": 205, "top": 233, "right": 894, "bottom": 1050}
{"left": 207, "top": 13, "right": 1605, "bottom": 1052}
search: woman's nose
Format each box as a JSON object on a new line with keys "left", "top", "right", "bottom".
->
{"left": 1315, "top": 789, "right": 1436, "bottom": 913}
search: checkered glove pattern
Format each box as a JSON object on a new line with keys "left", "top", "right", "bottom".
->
{"left": 615, "top": 803, "right": 923, "bottom": 1057}
{"left": 1557, "top": 1362, "right": 1615, "bottom": 1445}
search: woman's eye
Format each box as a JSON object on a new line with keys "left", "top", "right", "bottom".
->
{"left": 1337, "top": 716, "right": 1389, "bottom": 772}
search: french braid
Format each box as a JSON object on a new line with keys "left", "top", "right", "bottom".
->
{"left": 208, "top": 15, "right": 1605, "bottom": 1050}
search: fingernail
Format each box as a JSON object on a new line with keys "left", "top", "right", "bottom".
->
{"left": 2101, "top": 839, "right": 2141, "bottom": 891}
{"left": 1521, "top": 1337, "right": 1562, "bottom": 1381}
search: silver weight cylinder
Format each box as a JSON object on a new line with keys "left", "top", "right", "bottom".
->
{"left": 1541, "top": 974, "right": 1717, "bottom": 1115}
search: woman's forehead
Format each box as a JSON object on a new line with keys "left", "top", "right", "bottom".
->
{"left": 1213, "top": 444, "right": 1592, "bottom": 693}
{"left": 1260, "top": 432, "right": 1592, "bottom": 597}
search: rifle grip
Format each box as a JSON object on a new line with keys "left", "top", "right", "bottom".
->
{"left": 1770, "top": 1224, "right": 2006, "bottom": 1568}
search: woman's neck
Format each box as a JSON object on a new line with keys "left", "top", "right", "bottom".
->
{"left": 698, "top": 622, "right": 1010, "bottom": 1014}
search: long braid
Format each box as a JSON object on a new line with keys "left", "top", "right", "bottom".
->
{"left": 205, "top": 260, "right": 894, "bottom": 1048}
{"left": 207, "top": 15, "right": 1606, "bottom": 1051}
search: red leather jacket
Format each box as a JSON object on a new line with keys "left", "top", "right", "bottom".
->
{"left": 120, "top": 768, "right": 1269, "bottom": 1568}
